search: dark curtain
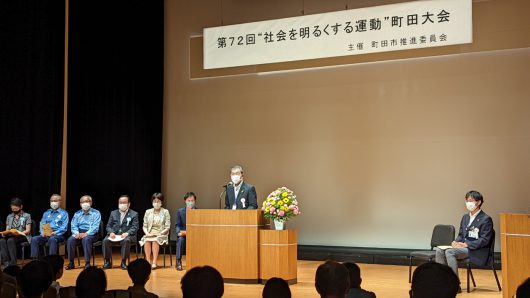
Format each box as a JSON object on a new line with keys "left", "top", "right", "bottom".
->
{"left": 66, "top": 0, "right": 163, "bottom": 221}
{"left": 0, "top": 1, "right": 65, "bottom": 225}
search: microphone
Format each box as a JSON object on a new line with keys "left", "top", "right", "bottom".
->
{"left": 222, "top": 182, "right": 233, "bottom": 188}
{"left": 241, "top": 198, "right": 246, "bottom": 208}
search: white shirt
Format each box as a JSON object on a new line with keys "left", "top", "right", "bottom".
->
{"left": 468, "top": 209, "right": 482, "bottom": 227}
{"left": 119, "top": 209, "right": 127, "bottom": 224}
{"left": 232, "top": 182, "right": 243, "bottom": 210}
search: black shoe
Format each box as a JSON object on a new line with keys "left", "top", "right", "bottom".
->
{"left": 84, "top": 263, "right": 90, "bottom": 269}
{"left": 65, "top": 262, "right": 75, "bottom": 270}
{"left": 102, "top": 259, "right": 112, "bottom": 269}
{"left": 457, "top": 286, "right": 462, "bottom": 294}
{"left": 120, "top": 260, "right": 127, "bottom": 270}
{"left": 176, "top": 260, "right": 183, "bottom": 271}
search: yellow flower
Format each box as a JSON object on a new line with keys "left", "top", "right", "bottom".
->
{"left": 281, "top": 192, "right": 288, "bottom": 197}
{"left": 265, "top": 207, "right": 270, "bottom": 212}
{"left": 283, "top": 198, "right": 289, "bottom": 203}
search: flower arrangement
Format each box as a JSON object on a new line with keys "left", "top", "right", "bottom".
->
{"left": 262, "top": 187, "right": 300, "bottom": 222}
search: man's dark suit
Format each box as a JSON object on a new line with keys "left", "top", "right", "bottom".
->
{"left": 175, "top": 207, "right": 189, "bottom": 261}
{"left": 455, "top": 210, "right": 494, "bottom": 266}
{"left": 224, "top": 181, "right": 258, "bottom": 209}
{"left": 102, "top": 209, "right": 139, "bottom": 262}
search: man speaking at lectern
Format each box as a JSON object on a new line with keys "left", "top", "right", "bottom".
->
{"left": 224, "top": 165, "right": 258, "bottom": 209}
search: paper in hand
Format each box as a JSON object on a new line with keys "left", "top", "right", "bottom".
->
{"left": 42, "top": 224, "right": 53, "bottom": 237}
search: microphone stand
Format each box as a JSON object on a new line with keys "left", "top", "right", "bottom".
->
{"left": 219, "top": 187, "right": 227, "bottom": 209}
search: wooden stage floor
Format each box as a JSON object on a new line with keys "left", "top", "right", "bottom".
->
{"left": 59, "top": 256, "right": 503, "bottom": 298}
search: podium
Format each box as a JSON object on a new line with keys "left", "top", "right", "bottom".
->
{"left": 500, "top": 213, "right": 530, "bottom": 298}
{"left": 186, "top": 209, "right": 265, "bottom": 283}
{"left": 259, "top": 229, "right": 298, "bottom": 284}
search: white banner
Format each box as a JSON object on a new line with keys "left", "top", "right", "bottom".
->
{"left": 203, "top": 0, "right": 472, "bottom": 69}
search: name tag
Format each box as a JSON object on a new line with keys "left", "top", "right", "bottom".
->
{"left": 468, "top": 227, "right": 479, "bottom": 239}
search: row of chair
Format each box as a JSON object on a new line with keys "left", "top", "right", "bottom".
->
{"left": 408, "top": 224, "right": 501, "bottom": 293}
{"left": 17, "top": 220, "right": 175, "bottom": 268}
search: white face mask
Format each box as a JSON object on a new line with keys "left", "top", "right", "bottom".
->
{"left": 466, "top": 201, "right": 477, "bottom": 212}
{"left": 50, "top": 202, "right": 60, "bottom": 210}
{"left": 119, "top": 204, "right": 129, "bottom": 212}
{"left": 153, "top": 202, "right": 162, "bottom": 209}
{"left": 231, "top": 175, "right": 242, "bottom": 185}
{"left": 81, "top": 203, "right": 91, "bottom": 211}
{"left": 185, "top": 201, "right": 195, "bottom": 209}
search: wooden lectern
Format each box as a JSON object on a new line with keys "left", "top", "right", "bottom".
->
{"left": 259, "top": 229, "right": 298, "bottom": 284}
{"left": 186, "top": 209, "right": 265, "bottom": 283}
{"left": 500, "top": 213, "right": 530, "bottom": 298}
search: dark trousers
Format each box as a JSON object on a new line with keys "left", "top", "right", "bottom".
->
{"left": 30, "top": 235, "right": 65, "bottom": 258}
{"left": 176, "top": 236, "right": 186, "bottom": 260}
{"left": 66, "top": 235, "right": 97, "bottom": 264}
{"left": 102, "top": 236, "right": 135, "bottom": 261}
{"left": 0, "top": 235, "right": 27, "bottom": 266}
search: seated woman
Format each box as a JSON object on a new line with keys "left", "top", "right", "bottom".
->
{"left": 140, "top": 193, "right": 171, "bottom": 269}
{"left": 0, "top": 198, "right": 32, "bottom": 267}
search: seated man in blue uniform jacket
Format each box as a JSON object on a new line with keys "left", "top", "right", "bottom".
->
{"left": 66, "top": 195, "right": 102, "bottom": 270}
{"left": 30, "top": 194, "right": 69, "bottom": 258}
{"left": 175, "top": 192, "right": 197, "bottom": 271}
{"left": 224, "top": 165, "right": 258, "bottom": 210}
{"left": 435, "top": 190, "right": 494, "bottom": 284}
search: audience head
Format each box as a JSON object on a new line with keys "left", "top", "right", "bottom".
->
{"left": 79, "top": 195, "right": 92, "bottom": 211}
{"left": 262, "top": 277, "right": 291, "bottom": 298}
{"left": 10, "top": 197, "right": 23, "bottom": 213}
{"left": 465, "top": 190, "right": 483, "bottom": 211}
{"left": 18, "top": 260, "right": 53, "bottom": 298}
{"left": 343, "top": 262, "right": 362, "bottom": 289}
{"left": 151, "top": 192, "right": 164, "bottom": 210}
{"left": 3, "top": 265, "right": 21, "bottom": 277}
{"left": 43, "top": 254, "right": 64, "bottom": 281}
{"left": 183, "top": 192, "right": 196, "bottom": 209}
{"left": 517, "top": 277, "right": 530, "bottom": 298}
{"left": 127, "top": 258, "right": 151, "bottom": 286}
{"left": 76, "top": 266, "right": 107, "bottom": 298}
{"left": 49, "top": 194, "right": 61, "bottom": 210}
{"left": 181, "top": 265, "right": 224, "bottom": 298}
{"left": 410, "top": 262, "right": 459, "bottom": 298}
{"left": 315, "top": 260, "right": 350, "bottom": 298}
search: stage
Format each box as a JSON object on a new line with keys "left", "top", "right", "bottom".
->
{"left": 58, "top": 256, "right": 504, "bottom": 298}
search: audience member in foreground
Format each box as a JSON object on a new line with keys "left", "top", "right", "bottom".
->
{"left": 343, "top": 262, "right": 376, "bottom": 298}
{"left": 127, "top": 258, "right": 159, "bottom": 298}
{"left": 43, "top": 254, "right": 64, "bottom": 295}
{"left": 181, "top": 265, "right": 224, "bottom": 298}
{"left": 75, "top": 266, "right": 107, "bottom": 298}
{"left": 410, "top": 262, "right": 459, "bottom": 298}
{"left": 3, "top": 265, "right": 21, "bottom": 277}
{"left": 262, "top": 277, "right": 291, "bottom": 298}
{"left": 315, "top": 260, "right": 350, "bottom": 298}
{"left": 517, "top": 277, "right": 530, "bottom": 298}
{"left": 18, "top": 260, "right": 53, "bottom": 298}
